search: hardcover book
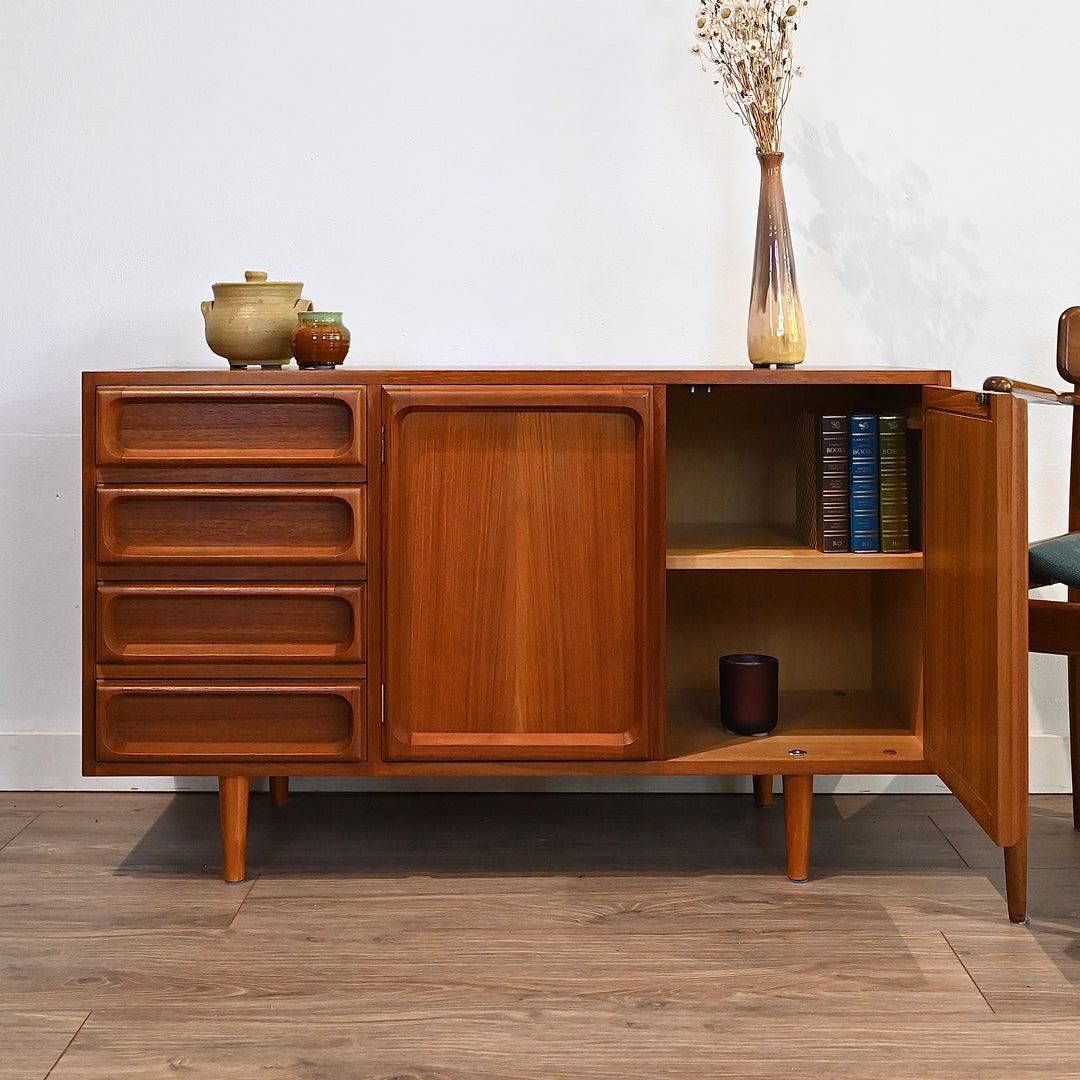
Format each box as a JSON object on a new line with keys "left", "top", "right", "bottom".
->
{"left": 878, "top": 414, "right": 910, "bottom": 553}
{"left": 848, "top": 414, "right": 880, "bottom": 553}
{"left": 795, "top": 414, "right": 850, "bottom": 552}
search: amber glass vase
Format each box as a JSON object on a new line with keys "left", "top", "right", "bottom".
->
{"left": 747, "top": 150, "right": 806, "bottom": 368}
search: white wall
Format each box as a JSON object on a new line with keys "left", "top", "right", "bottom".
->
{"left": 1, "top": 0, "right": 1075, "bottom": 793}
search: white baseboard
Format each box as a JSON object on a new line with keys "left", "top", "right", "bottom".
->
{"left": 1028, "top": 730, "right": 1074, "bottom": 792}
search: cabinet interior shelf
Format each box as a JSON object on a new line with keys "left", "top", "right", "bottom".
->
{"left": 665, "top": 690, "right": 924, "bottom": 768}
{"left": 665, "top": 523, "right": 924, "bottom": 570}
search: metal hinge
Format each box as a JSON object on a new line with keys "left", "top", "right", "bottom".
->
{"left": 380, "top": 425, "right": 385, "bottom": 463}
{"left": 380, "top": 683, "right": 385, "bottom": 723}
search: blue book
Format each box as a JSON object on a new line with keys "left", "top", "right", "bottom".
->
{"left": 848, "top": 414, "right": 880, "bottom": 552}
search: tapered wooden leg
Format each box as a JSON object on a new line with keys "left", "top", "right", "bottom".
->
{"left": 782, "top": 774, "right": 813, "bottom": 883}
{"left": 752, "top": 774, "right": 774, "bottom": 807}
{"left": 1004, "top": 836, "right": 1028, "bottom": 924}
{"left": 218, "top": 776, "right": 250, "bottom": 884}
{"left": 1069, "top": 655, "right": 1080, "bottom": 829}
{"left": 268, "top": 776, "right": 289, "bottom": 807}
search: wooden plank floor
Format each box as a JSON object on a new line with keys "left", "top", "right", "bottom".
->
{"left": 2, "top": 791, "right": 1080, "bottom": 1078}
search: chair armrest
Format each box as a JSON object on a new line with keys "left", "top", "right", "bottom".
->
{"left": 983, "top": 375, "right": 1076, "bottom": 405}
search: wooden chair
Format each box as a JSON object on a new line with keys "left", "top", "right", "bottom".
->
{"left": 984, "top": 306, "right": 1080, "bottom": 829}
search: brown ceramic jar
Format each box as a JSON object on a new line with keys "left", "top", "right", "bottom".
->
{"left": 290, "top": 311, "right": 351, "bottom": 369}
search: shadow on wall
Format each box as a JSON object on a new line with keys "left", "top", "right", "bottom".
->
{"left": 785, "top": 121, "right": 987, "bottom": 367}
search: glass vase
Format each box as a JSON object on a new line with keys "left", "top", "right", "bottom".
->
{"left": 747, "top": 150, "right": 806, "bottom": 368}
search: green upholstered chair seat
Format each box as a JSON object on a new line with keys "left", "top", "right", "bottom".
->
{"left": 1029, "top": 532, "right": 1080, "bottom": 589}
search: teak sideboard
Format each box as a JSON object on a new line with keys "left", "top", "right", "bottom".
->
{"left": 81, "top": 368, "right": 1030, "bottom": 920}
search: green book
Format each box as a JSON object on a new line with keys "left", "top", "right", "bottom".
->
{"left": 877, "top": 415, "right": 910, "bottom": 553}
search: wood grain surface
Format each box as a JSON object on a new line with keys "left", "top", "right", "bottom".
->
{"left": 922, "top": 388, "right": 1028, "bottom": 850}
{"left": 2, "top": 791, "right": 1080, "bottom": 1078}
{"left": 382, "top": 387, "right": 658, "bottom": 761}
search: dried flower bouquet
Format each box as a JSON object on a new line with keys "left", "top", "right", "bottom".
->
{"left": 692, "top": 0, "right": 809, "bottom": 154}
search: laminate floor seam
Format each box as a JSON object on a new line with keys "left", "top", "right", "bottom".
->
{"left": 927, "top": 810, "right": 972, "bottom": 867}
{"left": 0, "top": 811, "right": 41, "bottom": 852}
{"left": 940, "top": 931, "right": 997, "bottom": 1014}
{"left": 223, "top": 879, "right": 259, "bottom": 931}
{"left": 42, "top": 1012, "right": 92, "bottom": 1080}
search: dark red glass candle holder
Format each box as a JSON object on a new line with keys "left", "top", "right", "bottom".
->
{"left": 718, "top": 653, "right": 779, "bottom": 737}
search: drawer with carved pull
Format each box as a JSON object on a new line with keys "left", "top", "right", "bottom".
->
{"left": 96, "top": 681, "right": 366, "bottom": 761}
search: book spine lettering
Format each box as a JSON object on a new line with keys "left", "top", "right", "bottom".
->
{"left": 795, "top": 414, "right": 850, "bottom": 553}
{"left": 878, "top": 414, "right": 910, "bottom": 553}
{"left": 818, "top": 416, "right": 850, "bottom": 552}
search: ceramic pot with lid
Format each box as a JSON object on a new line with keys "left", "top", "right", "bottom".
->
{"left": 201, "top": 270, "right": 313, "bottom": 368}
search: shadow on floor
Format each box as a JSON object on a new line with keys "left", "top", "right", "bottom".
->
{"left": 117, "top": 790, "right": 972, "bottom": 880}
{"left": 114, "top": 790, "right": 1080, "bottom": 982}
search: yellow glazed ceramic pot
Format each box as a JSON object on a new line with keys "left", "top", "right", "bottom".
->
{"left": 201, "top": 270, "right": 313, "bottom": 368}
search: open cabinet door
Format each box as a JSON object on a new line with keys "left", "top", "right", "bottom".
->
{"left": 923, "top": 387, "right": 1027, "bottom": 848}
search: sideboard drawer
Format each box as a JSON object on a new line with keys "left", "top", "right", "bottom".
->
{"left": 96, "top": 388, "right": 366, "bottom": 466}
{"left": 97, "top": 486, "right": 366, "bottom": 564}
{"left": 97, "top": 584, "right": 366, "bottom": 664}
{"left": 96, "top": 682, "right": 366, "bottom": 761}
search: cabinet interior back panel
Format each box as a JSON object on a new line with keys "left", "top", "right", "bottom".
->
{"left": 666, "top": 384, "right": 925, "bottom": 529}
{"left": 667, "top": 569, "right": 881, "bottom": 694}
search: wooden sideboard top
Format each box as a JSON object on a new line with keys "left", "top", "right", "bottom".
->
{"left": 83, "top": 368, "right": 952, "bottom": 388}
